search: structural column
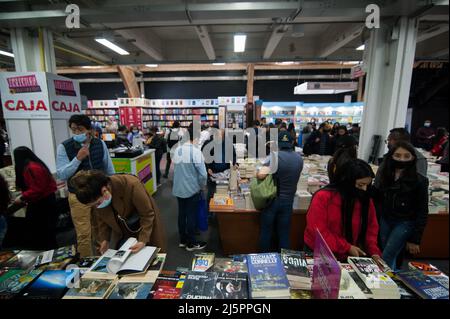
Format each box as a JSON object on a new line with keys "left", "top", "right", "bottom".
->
{"left": 358, "top": 17, "right": 418, "bottom": 161}
{"left": 4, "top": 28, "right": 76, "bottom": 173}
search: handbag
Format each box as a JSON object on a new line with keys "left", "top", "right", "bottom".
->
{"left": 111, "top": 205, "right": 142, "bottom": 241}
{"left": 249, "top": 174, "right": 277, "bottom": 210}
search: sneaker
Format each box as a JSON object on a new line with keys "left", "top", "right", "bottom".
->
{"left": 185, "top": 242, "right": 207, "bottom": 251}
{"left": 178, "top": 243, "right": 187, "bottom": 248}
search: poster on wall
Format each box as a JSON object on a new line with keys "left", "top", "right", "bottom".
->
{"left": 46, "top": 73, "right": 82, "bottom": 120}
{"left": 0, "top": 72, "right": 51, "bottom": 119}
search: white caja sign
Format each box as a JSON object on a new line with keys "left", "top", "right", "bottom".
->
{"left": 0, "top": 72, "right": 81, "bottom": 120}
{"left": 46, "top": 73, "right": 82, "bottom": 119}
{"left": 0, "top": 72, "right": 50, "bottom": 119}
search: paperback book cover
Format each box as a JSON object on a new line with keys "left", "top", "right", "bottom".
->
{"left": 3, "top": 250, "right": 42, "bottom": 270}
{"left": 64, "top": 277, "right": 117, "bottom": 299}
{"left": 213, "top": 258, "right": 247, "bottom": 273}
{"left": 214, "top": 272, "right": 248, "bottom": 299}
{"left": 281, "top": 249, "right": 310, "bottom": 288}
{"left": 246, "top": 253, "right": 290, "bottom": 298}
{"left": 35, "top": 246, "right": 77, "bottom": 267}
{"left": 0, "top": 269, "right": 43, "bottom": 299}
{"left": 108, "top": 282, "right": 153, "bottom": 299}
{"left": 77, "top": 257, "right": 99, "bottom": 269}
{"left": 396, "top": 270, "right": 449, "bottom": 299}
{"left": 180, "top": 271, "right": 218, "bottom": 299}
{"left": 19, "top": 270, "right": 76, "bottom": 299}
{"left": 149, "top": 271, "right": 186, "bottom": 299}
{"left": 192, "top": 253, "right": 215, "bottom": 272}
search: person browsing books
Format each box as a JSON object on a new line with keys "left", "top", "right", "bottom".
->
{"left": 304, "top": 159, "right": 382, "bottom": 263}
{"left": 13, "top": 146, "right": 58, "bottom": 250}
{"left": 69, "top": 170, "right": 166, "bottom": 255}
{"left": 56, "top": 115, "right": 115, "bottom": 257}
{"left": 373, "top": 141, "right": 429, "bottom": 271}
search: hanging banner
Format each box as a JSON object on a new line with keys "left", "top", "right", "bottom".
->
{"left": 0, "top": 72, "right": 51, "bottom": 119}
{"left": 351, "top": 64, "right": 366, "bottom": 79}
{"left": 47, "top": 73, "right": 82, "bottom": 119}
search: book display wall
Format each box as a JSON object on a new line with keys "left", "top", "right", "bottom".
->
{"left": 261, "top": 102, "right": 364, "bottom": 130}
{"left": 85, "top": 100, "right": 120, "bottom": 129}
{"left": 86, "top": 98, "right": 219, "bottom": 131}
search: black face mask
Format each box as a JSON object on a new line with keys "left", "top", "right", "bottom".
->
{"left": 354, "top": 188, "right": 369, "bottom": 200}
{"left": 391, "top": 159, "right": 414, "bottom": 169}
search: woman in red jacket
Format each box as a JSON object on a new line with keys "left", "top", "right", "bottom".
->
{"left": 431, "top": 127, "right": 448, "bottom": 157}
{"left": 13, "top": 146, "right": 57, "bottom": 250}
{"left": 304, "top": 159, "right": 382, "bottom": 263}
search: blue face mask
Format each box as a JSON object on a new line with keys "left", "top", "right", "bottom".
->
{"left": 73, "top": 133, "right": 87, "bottom": 143}
{"left": 97, "top": 193, "right": 112, "bottom": 209}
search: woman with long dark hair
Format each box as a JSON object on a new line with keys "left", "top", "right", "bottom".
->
{"left": 287, "top": 123, "right": 297, "bottom": 147}
{"left": 327, "top": 135, "right": 358, "bottom": 183}
{"left": 0, "top": 175, "right": 10, "bottom": 249}
{"left": 304, "top": 159, "right": 382, "bottom": 262}
{"left": 375, "top": 141, "right": 429, "bottom": 270}
{"left": 13, "top": 146, "right": 57, "bottom": 250}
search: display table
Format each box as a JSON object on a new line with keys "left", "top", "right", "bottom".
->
{"left": 111, "top": 149, "right": 157, "bottom": 195}
{"left": 211, "top": 207, "right": 449, "bottom": 259}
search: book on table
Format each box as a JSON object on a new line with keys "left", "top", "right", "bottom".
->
{"left": 281, "top": 249, "right": 311, "bottom": 290}
{"left": 86, "top": 238, "right": 159, "bottom": 277}
{"left": 246, "top": 253, "right": 290, "bottom": 299}
{"left": 149, "top": 271, "right": 186, "bottom": 299}
{"left": 63, "top": 275, "right": 118, "bottom": 299}
{"left": 18, "top": 270, "right": 77, "bottom": 299}
{"left": 191, "top": 253, "right": 215, "bottom": 272}
{"left": 395, "top": 269, "right": 449, "bottom": 300}
{"left": 34, "top": 245, "right": 77, "bottom": 267}
{"left": 214, "top": 272, "right": 248, "bottom": 299}
{"left": 0, "top": 269, "right": 43, "bottom": 299}
{"left": 180, "top": 271, "right": 218, "bottom": 299}
{"left": 2, "top": 250, "right": 42, "bottom": 270}
{"left": 213, "top": 258, "right": 248, "bottom": 273}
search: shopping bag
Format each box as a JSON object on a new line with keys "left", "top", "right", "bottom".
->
{"left": 249, "top": 174, "right": 277, "bottom": 210}
{"left": 197, "top": 192, "right": 208, "bottom": 232}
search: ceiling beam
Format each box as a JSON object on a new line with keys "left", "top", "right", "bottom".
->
{"left": 263, "top": 26, "right": 287, "bottom": 59}
{"left": 54, "top": 35, "right": 111, "bottom": 63}
{"left": 117, "top": 65, "right": 141, "bottom": 98}
{"left": 417, "top": 24, "right": 449, "bottom": 43}
{"left": 195, "top": 26, "right": 215, "bottom": 60}
{"left": 317, "top": 24, "right": 364, "bottom": 58}
{"left": 57, "top": 62, "right": 355, "bottom": 74}
{"left": 114, "top": 29, "right": 163, "bottom": 61}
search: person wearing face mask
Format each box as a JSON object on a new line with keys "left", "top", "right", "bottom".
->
{"left": 415, "top": 120, "right": 435, "bottom": 151}
{"left": 304, "top": 159, "right": 382, "bottom": 263}
{"left": 374, "top": 141, "right": 429, "bottom": 271}
{"left": 127, "top": 125, "right": 143, "bottom": 144}
{"left": 69, "top": 170, "right": 166, "bottom": 255}
{"left": 56, "top": 115, "right": 115, "bottom": 257}
{"left": 375, "top": 128, "right": 427, "bottom": 188}
{"left": 303, "top": 123, "right": 334, "bottom": 156}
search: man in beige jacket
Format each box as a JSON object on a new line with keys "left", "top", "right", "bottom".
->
{"left": 69, "top": 170, "right": 167, "bottom": 253}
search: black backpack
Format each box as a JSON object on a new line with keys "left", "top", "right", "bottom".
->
{"left": 167, "top": 129, "right": 181, "bottom": 149}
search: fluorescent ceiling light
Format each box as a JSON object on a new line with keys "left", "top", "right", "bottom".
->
{"left": 345, "top": 61, "right": 362, "bottom": 64}
{"left": 95, "top": 38, "right": 129, "bottom": 55}
{"left": 294, "top": 82, "right": 358, "bottom": 95}
{"left": 145, "top": 64, "right": 158, "bottom": 67}
{"left": 276, "top": 61, "right": 296, "bottom": 65}
{"left": 234, "top": 34, "right": 246, "bottom": 53}
{"left": 356, "top": 44, "right": 365, "bottom": 51}
{"left": 0, "top": 50, "right": 14, "bottom": 58}
{"left": 212, "top": 63, "right": 226, "bottom": 66}
{"left": 80, "top": 65, "right": 104, "bottom": 69}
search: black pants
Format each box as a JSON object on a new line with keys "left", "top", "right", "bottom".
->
{"left": 206, "top": 179, "right": 216, "bottom": 214}
{"left": 155, "top": 152, "right": 163, "bottom": 184}
{"left": 164, "top": 151, "right": 172, "bottom": 177}
{"left": 26, "top": 193, "right": 58, "bottom": 250}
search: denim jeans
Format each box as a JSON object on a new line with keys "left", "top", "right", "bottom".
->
{"left": 0, "top": 215, "right": 7, "bottom": 249}
{"left": 259, "top": 198, "right": 293, "bottom": 252}
{"left": 177, "top": 193, "right": 200, "bottom": 245}
{"left": 379, "top": 217, "right": 415, "bottom": 271}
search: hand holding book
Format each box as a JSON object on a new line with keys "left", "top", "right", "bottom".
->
{"left": 130, "top": 242, "right": 145, "bottom": 253}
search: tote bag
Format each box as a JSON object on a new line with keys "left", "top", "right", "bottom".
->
{"left": 249, "top": 174, "right": 277, "bottom": 210}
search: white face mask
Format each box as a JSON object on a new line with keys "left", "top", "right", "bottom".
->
{"left": 424, "top": 122, "right": 431, "bottom": 127}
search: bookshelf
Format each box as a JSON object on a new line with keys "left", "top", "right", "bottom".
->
{"left": 85, "top": 100, "right": 120, "bottom": 129}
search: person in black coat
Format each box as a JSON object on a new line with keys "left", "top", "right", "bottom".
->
{"left": 374, "top": 141, "right": 429, "bottom": 271}
{"left": 145, "top": 126, "right": 167, "bottom": 185}
{"left": 303, "top": 123, "right": 334, "bottom": 156}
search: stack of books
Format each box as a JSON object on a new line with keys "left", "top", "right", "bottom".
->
{"left": 348, "top": 257, "right": 400, "bottom": 299}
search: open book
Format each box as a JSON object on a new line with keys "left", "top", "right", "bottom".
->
{"left": 88, "top": 238, "right": 158, "bottom": 276}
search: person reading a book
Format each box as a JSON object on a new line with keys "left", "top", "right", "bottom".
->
{"left": 304, "top": 159, "right": 382, "bottom": 263}
{"left": 69, "top": 170, "right": 166, "bottom": 255}
{"left": 374, "top": 141, "right": 429, "bottom": 271}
